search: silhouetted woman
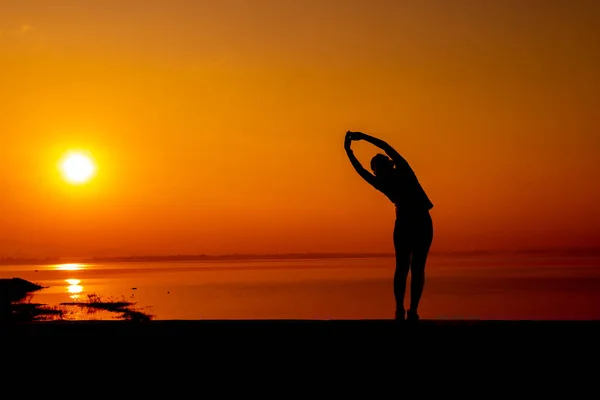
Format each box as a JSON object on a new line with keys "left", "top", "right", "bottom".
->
{"left": 344, "top": 131, "right": 434, "bottom": 321}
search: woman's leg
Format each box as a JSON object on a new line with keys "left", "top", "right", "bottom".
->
{"left": 393, "top": 219, "right": 411, "bottom": 319}
{"left": 408, "top": 212, "right": 434, "bottom": 319}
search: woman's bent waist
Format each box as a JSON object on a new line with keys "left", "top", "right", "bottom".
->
{"left": 395, "top": 205, "right": 432, "bottom": 217}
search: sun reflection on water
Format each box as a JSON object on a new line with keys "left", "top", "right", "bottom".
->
{"left": 65, "top": 278, "right": 83, "bottom": 299}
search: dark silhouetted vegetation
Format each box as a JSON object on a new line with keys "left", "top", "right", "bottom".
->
{"left": 61, "top": 294, "right": 152, "bottom": 322}
{"left": 0, "top": 278, "right": 152, "bottom": 322}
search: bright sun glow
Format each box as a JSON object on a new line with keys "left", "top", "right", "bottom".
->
{"left": 59, "top": 151, "right": 96, "bottom": 184}
{"left": 55, "top": 263, "right": 84, "bottom": 271}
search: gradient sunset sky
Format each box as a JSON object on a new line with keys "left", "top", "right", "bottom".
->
{"left": 1, "top": 0, "right": 599, "bottom": 258}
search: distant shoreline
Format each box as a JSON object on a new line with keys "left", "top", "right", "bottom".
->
{"left": 1, "top": 247, "right": 599, "bottom": 266}
{"left": 0, "top": 252, "right": 395, "bottom": 266}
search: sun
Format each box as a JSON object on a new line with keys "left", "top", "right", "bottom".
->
{"left": 59, "top": 151, "right": 96, "bottom": 184}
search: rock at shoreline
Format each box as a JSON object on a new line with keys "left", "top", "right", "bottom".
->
{"left": 0, "top": 278, "right": 45, "bottom": 303}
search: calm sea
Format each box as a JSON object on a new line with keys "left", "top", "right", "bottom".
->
{"left": 2, "top": 255, "right": 600, "bottom": 320}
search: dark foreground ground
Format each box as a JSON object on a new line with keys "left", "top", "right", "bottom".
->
{"left": 4, "top": 319, "right": 600, "bottom": 338}
{"left": 3, "top": 320, "right": 599, "bottom": 379}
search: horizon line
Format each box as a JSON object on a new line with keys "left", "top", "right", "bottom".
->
{"left": 1, "top": 246, "right": 600, "bottom": 265}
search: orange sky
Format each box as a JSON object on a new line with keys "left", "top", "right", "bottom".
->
{"left": 1, "top": 0, "right": 599, "bottom": 258}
